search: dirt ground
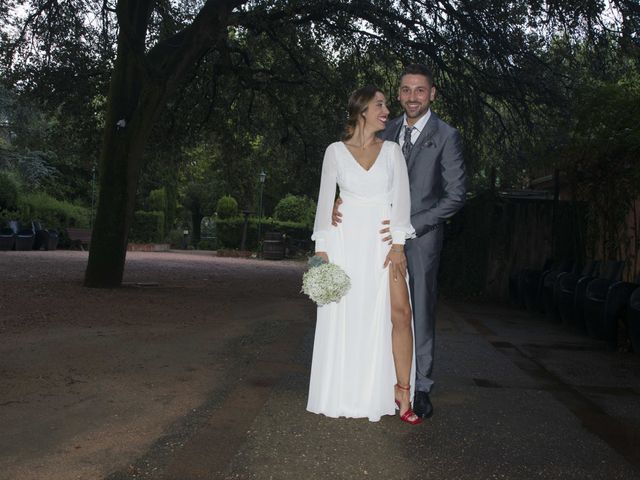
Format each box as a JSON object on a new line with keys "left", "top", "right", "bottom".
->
{"left": 0, "top": 251, "right": 310, "bottom": 480}
{"left": 2, "top": 251, "right": 639, "bottom": 480}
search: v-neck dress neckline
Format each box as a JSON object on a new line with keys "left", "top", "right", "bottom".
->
{"left": 340, "top": 141, "right": 387, "bottom": 173}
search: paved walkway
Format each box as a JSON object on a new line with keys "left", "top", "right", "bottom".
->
{"left": 113, "top": 301, "right": 640, "bottom": 480}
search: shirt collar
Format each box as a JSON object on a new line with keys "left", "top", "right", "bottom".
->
{"left": 402, "top": 108, "right": 431, "bottom": 134}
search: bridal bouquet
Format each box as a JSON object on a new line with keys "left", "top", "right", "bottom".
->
{"left": 301, "top": 255, "right": 351, "bottom": 306}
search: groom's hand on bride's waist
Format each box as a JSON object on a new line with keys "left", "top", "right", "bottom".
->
{"left": 331, "top": 197, "right": 343, "bottom": 226}
{"left": 380, "top": 219, "right": 392, "bottom": 244}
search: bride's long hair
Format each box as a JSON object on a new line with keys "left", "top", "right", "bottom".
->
{"left": 341, "top": 85, "right": 383, "bottom": 142}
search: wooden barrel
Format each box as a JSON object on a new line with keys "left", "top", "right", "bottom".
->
{"left": 263, "top": 231, "right": 285, "bottom": 260}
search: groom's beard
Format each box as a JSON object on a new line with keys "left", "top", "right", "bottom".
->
{"left": 403, "top": 103, "right": 429, "bottom": 119}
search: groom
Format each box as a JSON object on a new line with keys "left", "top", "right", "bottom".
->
{"left": 334, "top": 64, "right": 466, "bottom": 418}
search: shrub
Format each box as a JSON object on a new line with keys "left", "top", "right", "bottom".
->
{"left": 18, "top": 192, "right": 89, "bottom": 229}
{"left": 0, "top": 171, "right": 19, "bottom": 211}
{"left": 214, "top": 216, "right": 245, "bottom": 248}
{"left": 216, "top": 195, "right": 238, "bottom": 219}
{"left": 273, "top": 220, "right": 314, "bottom": 241}
{"left": 274, "top": 194, "right": 316, "bottom": 227}
{"left": 214, "top": 216, "right": 312, "bottom": 250}
{"left": 129, "top": 210, "right": 164, "bottom": 243}
{"left": 197, "top": 238, "right": 218, "bottom": 250}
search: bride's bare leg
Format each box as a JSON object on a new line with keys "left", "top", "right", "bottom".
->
{"left": 389, "top": 268, "right": 417, "bottom": 421}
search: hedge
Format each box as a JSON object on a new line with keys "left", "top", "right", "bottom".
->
{"left": 214, "top": 216, "right": 311, "bottom": 250}
{"left": 129, "top": 210, "right": 165, "bottom": 243}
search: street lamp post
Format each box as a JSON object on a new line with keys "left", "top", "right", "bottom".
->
{"left": 257, "top": 170, "right": 267, "bottom": 254}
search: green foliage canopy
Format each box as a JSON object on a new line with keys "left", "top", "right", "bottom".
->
{"left": 1, "top": 1, "right": 638, "bottom": 285}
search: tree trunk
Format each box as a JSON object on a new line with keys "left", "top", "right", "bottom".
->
{"left": 84, "top": 33, "right": 164, "bottom": 287}
{"left": 84, "top": 0, "right": 243, "bottom": 287}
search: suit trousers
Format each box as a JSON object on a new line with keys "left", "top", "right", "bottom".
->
{"left": 405, "top": 226, "right": 444, "bottom": 393}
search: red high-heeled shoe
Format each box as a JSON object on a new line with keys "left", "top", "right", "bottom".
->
{"left": 394, "top": 384, "right": 422, "bottom": 425}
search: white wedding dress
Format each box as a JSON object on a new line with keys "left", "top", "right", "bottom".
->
{"left": 307, "top": 140, "right": 416, "bottom": 422}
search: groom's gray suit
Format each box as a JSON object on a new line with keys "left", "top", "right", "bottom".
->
{"left": 381, "top": 111, "right": 466, "bottom": 393}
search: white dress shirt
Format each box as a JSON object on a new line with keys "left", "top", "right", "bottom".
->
{"left": 399, "top": 109, "right": 431, "bottom": 147}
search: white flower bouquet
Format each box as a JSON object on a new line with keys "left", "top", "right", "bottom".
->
{"left": 301, "top": 256, "right": 351, "bottom": 306}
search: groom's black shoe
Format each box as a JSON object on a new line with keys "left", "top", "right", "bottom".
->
{"left": 413, "top": 391, "right": 433, "bottom": 419}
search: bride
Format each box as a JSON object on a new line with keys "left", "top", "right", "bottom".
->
{"left": 307, "top": 85, "right": 420, "bottom": 424}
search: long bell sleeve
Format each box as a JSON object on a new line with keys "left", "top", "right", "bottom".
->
{"left": 311, "top": 144, "right": 338, "bottom": 252}
{"left": 389, "top": 143, "right": 416, "bottom": 244}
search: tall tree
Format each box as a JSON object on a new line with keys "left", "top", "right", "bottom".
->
{"left": 83, "top": 0, "right": 244, "bottom": 286}
{"left": 4, "top": 0, "right": 632, "bottom": 286}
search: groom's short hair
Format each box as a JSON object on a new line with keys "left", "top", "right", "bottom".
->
{"left": 400, "top": 64, "right": 434, "bottom": 86}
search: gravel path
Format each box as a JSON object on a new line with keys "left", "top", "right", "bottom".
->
{"left": 1, "top": 251, "right": 309, "bottom": 480}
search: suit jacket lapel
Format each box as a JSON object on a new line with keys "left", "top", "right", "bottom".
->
{"left": 408, "top": 113, "right": 439, "bottom": 171}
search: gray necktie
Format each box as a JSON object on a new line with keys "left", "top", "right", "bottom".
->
{"left": 402, "top": 126, "right": 413, "bottom": 161}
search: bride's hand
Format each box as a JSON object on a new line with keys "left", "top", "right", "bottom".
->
{"left": 384, "top": 245, "right": 407, "bottom": 281}
{"left": 316, "top": 252, "right": 329, "bottom": 263}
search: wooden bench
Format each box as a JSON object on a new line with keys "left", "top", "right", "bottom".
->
{"left": 66, "top": 227, "right": 92, "bottom": 251}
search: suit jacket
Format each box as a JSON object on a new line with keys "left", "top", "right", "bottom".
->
{"left": 380, "top": 112, "right": 466, "bottom": 237}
